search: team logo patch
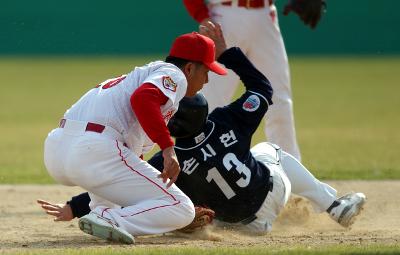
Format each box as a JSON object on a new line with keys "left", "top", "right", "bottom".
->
{"left": 242, "top": 95, "right": 260, "bottom": 112}
{"left": 162, "top": 76, "right": 177, "bottom": 92}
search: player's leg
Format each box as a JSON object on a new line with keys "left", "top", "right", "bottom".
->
{"left": 64, "top": 136, "right": 195, "bottom": 236}
{"left": 280, "top": 150, "right": 337, "bottom": 212}
{"left": 246, "top": 4, "right": 301, "bottom": 161}
{"left": 45, "top": 128, "right": 134, "bottom": 243}
{"left": 44, "top": 128, "right": 76, "bottom": 186}
{"left": 88, "top": 193, "right": 120, "bottom": 211}
{"left": 280, "top": 150, "right": 366, "bottom": 227}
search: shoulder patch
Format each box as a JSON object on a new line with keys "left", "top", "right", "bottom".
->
{"left": 242, "top": 95, "right": 260, "bottom": 112}
{"left": 162, "top": 76, "right": 177, "bottom": 92}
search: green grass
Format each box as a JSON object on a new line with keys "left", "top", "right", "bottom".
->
{"left": 3, "top": 245, "right": 400, "bottom": 255}
{"left": 253, "top": 56, "right": 400, "bottom": 179}
{"left": 0, "top": 56, "right": 399, "bottom": 183}
{"left": 291, "top": 57, "right": 400, "bottom": 179}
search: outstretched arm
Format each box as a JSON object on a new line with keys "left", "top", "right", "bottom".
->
{"left": 37, "top": 192, "right": 91, "bottom": 221}
{"left": 37, "top": 199, "right": 75, "bottom": 221}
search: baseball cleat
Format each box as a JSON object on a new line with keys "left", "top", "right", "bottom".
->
{"left": 78, "top": 212, "right": 134, "bottom": 244}
{"left": 328, "top": 192, "right": 366, "bottom": 227}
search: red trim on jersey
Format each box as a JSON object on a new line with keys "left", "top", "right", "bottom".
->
{"left": 116, "top": 141, "right": 177, "bottom": 201}
{"left": 122, "top": 202, "right": 181, "bottom": 218}
{"left": 130, "top": 83, "right": 174, "bottom": 150}
{"left": 101, "top": 207, "right": 110, "bottom": 217}
{"left": 183, "top": 0, "right": 210, "bottom": 23}
{"left": 115, "top": 141, "right": 181, "bottom": 218}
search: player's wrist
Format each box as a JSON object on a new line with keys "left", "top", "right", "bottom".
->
{"left": 158, "top": 137, "right": 175, "bottom": 151}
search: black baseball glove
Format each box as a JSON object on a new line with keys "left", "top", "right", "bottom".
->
{"left": 283, "top": 0, "right": 327, "bottom": 29}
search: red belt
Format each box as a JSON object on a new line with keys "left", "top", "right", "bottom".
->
{"left": 59, "top": 118, "right": 105, "bottom": 133}
{"left": 221, "top": 0, "right": 267, "bottom": 8}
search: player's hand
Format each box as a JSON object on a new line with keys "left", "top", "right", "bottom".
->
{"left": 199, "top": 18, "right": 212, "bottom": 28}
{"left": 199, "top": 21, "right": 227, "bottom": 59}
{"left": 159, "top": 146, "right": 180, "bottom": 188}
{"left": 37, "top": 199, "right": 74, "bottom": 221}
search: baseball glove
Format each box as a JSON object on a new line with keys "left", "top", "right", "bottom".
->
{"left": 177, "top": 206, "right": 215, "bottom": 233}
{"left": 283, "top": 0, "right": 327, "bottom": 29}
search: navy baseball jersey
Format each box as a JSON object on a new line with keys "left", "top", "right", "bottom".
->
{"left": 149, "top": 47, "right": 274, "bottom": 223}
{"left": 67, "top": 47, "right": 274, "bottom": 223}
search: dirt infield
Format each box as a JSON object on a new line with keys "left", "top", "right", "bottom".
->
{"left": 1, "top": 181, "right": 399, "bottom": 250}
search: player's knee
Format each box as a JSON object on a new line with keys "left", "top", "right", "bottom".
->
{"left": 176, "top": 195, "right": 196, "bottom": 228}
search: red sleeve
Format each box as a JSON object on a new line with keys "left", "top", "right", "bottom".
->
{"left": 183, "top": 0, "right": 210, "bottom": 23}
{"left": 130, "top": 83, "right": 174, "bottom": 150}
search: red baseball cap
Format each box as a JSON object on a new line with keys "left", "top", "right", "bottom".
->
{"left": 169, "top": 32, "right": 227, "bottom": 75}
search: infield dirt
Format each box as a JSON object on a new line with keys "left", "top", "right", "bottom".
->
{"left": 1, "top": 181, "right": 399, "bottom": 250}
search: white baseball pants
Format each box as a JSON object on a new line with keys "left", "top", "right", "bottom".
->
{"left": 249, "top": 142, "right": 337, "bottom": 232}
{"left": 202, "top": 3, "right": 301, "bottom": 160}
{"left": 44, "top": 120, "right": 195, "bottom": 236}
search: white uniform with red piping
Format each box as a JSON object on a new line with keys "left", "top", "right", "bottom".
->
{"left": 44, "top": 61, "right": 195, "bottom": 235}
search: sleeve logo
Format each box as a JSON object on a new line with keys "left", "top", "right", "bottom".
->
{"left": 242, "top": 95, "right": 260, "bottom": 112}
{"left": 162, "top": 76, "right": 177, "bottom": 92}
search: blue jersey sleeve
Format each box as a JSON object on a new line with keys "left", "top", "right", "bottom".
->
{"left": 68, "top": 192, "right": 91, "bottom": 218}
{"left": 218, "top": 47, "right": 273, "bottom": 104}
{"left": 212, "top": 47, "right": 273, "bottom": 136}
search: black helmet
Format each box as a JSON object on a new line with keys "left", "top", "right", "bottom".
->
{"left": 168, "top": 93, "right": 208, "bottom": 138}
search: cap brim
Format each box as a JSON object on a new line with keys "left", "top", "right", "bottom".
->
{"left": 207, "top": 61, "right": 227, "bottom": 75}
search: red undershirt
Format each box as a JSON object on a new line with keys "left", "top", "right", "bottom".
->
{"left": 130, "top": 83, "right": 174, "bottom": 150}
{"left": 183, "top": 0, "right": 210, "bottom": 23}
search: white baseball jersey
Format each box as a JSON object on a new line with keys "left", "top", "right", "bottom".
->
{"left": 64, "top": 61, "right": 187, "bottom": 156}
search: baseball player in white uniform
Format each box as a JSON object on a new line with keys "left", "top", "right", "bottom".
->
{"left": 43, "top": 30, "right": 227, "bottom": 244}
{"left": 184, "top": 0, "right": 326, "bottom": 161}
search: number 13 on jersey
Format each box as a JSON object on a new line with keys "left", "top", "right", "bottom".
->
{"left": 206, "top": 153, "right": 251, "bottom": 199}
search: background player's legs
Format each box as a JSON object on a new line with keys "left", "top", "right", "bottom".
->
{"left": 280, "top": 150, "right": 337, "bottom": 212}
{"left": 246, "top": 5, "right": 301, "bottom": 160}
{"left": 200, "top": 5, "right": 246, "bottom": 111}
{"left": 200, "top": 69, "right": 240, "bottom": 111}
